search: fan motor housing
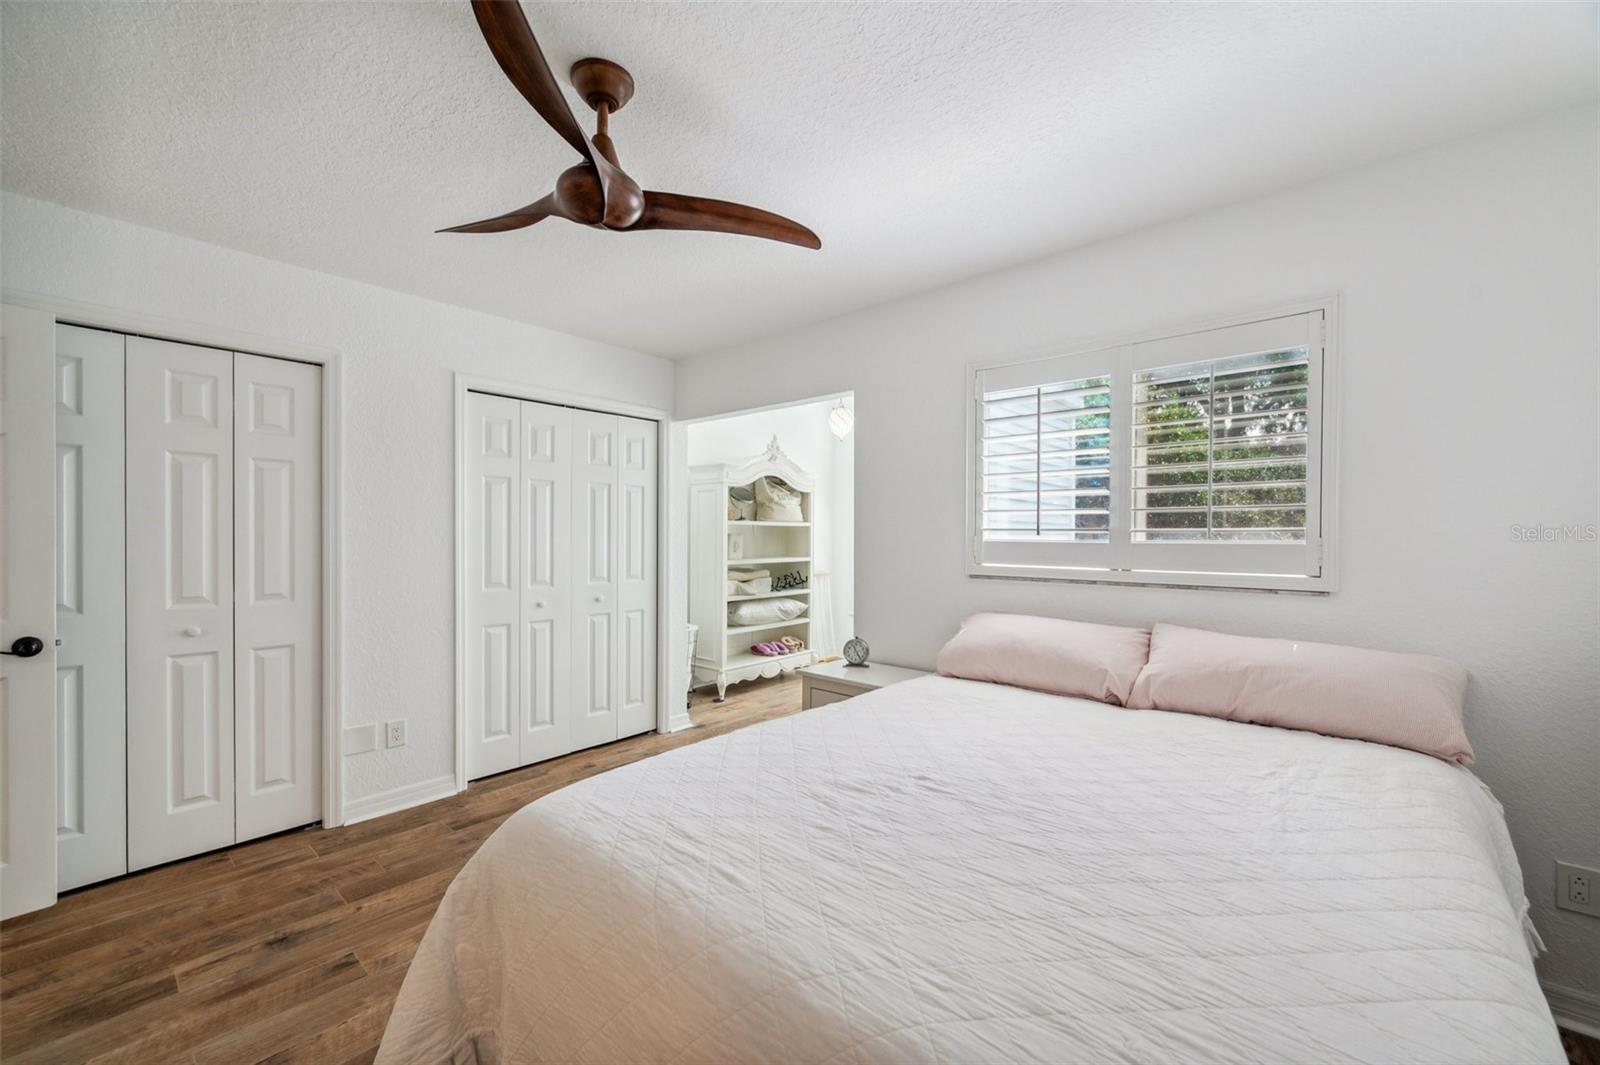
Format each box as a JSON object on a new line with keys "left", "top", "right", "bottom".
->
{"left": 571, "top": 58, "right": 634, "bottom": 113}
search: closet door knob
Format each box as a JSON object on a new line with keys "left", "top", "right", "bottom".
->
{"left": 593, "top": 595, "right": 603, "bottom": 603}
{"left": 535, "top": 600, "right": 546, "bottom": 609}
{"left": 0, "top": 636, "right": 45, "bottom": 658}
{"left": 182, "top": 626, "right": 202, "bottom": 638}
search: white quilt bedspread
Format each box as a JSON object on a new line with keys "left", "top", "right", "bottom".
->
{"left": 377, "top": 676, "right": 1561, "bottom": 1064}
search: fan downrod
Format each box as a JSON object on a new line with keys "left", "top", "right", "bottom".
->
{"left": 570, "top": 58, "right": 634, "bottom": 114}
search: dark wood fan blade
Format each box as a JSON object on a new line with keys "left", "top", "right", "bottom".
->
{"left": 470, "top": 0, "right": 594, "bottom": 164}
{"left": 469, "top": 0, "right": 631, "bottom": 217}
{"left": 633, "top": 191, "right": 820, "bottom": 249}
{"left": 438, "top": 193, "right": 560, "bottom": 233}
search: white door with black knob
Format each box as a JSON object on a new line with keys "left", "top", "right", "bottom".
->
{"left": 1, "top": 303, "right": 61, "bottom": 918}
{"left": 0, "top": 320, "right": 325, "bottom": 899}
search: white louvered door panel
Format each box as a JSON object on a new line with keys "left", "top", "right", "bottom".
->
{"left": 127, "top": 337, "right": 235, "bottom": 871}
{"left": 1, "top": 303, "right": 60, "bottom": 919}
{"left": 54, "top": 325, "right": 126, "bottom": 891}
{"left": 518, "top": 401, "right": 574, "bottom": 765}
{"left": 570, "top": 410, "right": 620, "bottom": 751}
{"left": 615, "top": 416, "right": 656, "bottom": 739}
{"left": 234, "top": 354, "right": 322, "bottom": 842}
{"left": 465, "top": 392, "right": 521, "bottom": 779}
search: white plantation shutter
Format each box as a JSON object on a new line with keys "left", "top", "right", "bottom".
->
{"left": 980, "top": 375, "right": 1111, "bottom": 543}
{"left": 1131, "top": 348, "right": 1310, "bottom": 543}
{"left": 969, "top": 305, "right": 1333, "bottom": 589}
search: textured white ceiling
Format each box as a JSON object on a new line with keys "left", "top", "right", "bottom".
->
{"left": 2, "top": 1, "right": 1595, "bottom": 358}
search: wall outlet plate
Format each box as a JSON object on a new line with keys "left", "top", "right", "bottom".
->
{"left": 342, "top": 723, "right": 379, "bottom": 756}
{"left": 1556, "top": 861, "right": 1599, "bottom": 917}
{"left": 385, "top": 719, "right": 406, "bottom": 749}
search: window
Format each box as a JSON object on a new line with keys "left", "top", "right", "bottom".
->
{"left": 967, "top": 303, "right": 1336, "bottom": 591}
{"left": 979, "top": 374, "right": 1111, "bottom": 543}
{"left": 1131, "top": 348, "right": 1309, "bottom": 545}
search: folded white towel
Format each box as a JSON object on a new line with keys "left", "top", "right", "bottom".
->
{"left": 727, "top": 568, "right": 770, "bottom": 581}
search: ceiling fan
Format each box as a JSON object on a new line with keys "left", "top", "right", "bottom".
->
{"left": 441, "top": 0, "right": 820, "bottom": 249}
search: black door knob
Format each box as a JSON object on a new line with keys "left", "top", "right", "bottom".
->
{"left": 1, "top": 636, "right": 45, "bottom": 658}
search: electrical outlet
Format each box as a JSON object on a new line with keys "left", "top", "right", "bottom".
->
{"left": 385, "top": 719, "right": 406, "bottom": 749}
{"left": 1556, "top": 862, "right": 1599, "bottom": 917}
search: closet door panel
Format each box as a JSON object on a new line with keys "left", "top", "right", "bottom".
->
{"left": 570, "top": 410, "right": 619, "bottom": 750}
{"left": 54, "top": 325, "right": 127, "bottom": 891}
{"left": 1, "top": 303, "right": 61, "bottom": 919}
{"left": 465, "top": 393, "right": 521, "bottom": 779}
{"left": 127, "top": 337, "right": 234, "bottom": 871}
{"left": 234, "top": 353, "right": 322, "bottom": 842}
{"left": 616, "top": 416, "right": 657, "bottom": 738}
{"left": 518, "top": 401, "right": 573, "bottom": 764}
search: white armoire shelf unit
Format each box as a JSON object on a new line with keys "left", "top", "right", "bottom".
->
{"left": 689, "top": 438, "right": 817, "bottom": 700}
{"left": 462, "top": 392, "right": 658, "bottom": 781}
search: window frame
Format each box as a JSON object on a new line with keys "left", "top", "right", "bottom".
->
{"left": 964, "top": 297, "right": 1341, "bottom": 593}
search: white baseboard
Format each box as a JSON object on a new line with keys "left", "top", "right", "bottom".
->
{"left": 1546, "top": 980, "right": 1600, "bottom": 1040}
{"left": 341, "top": 773, "right": 459, "bottom": 826}
{"left": 665, "top": 708, "right": 695, "bottom": 733}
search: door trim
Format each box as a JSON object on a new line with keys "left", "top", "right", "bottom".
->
{"left": 453, "top": 374, "right": 671, "bottom": 796}
{"left": 1, "top": 288, "right": 348, "bottom": 829}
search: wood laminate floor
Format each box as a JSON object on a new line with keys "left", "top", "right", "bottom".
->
{"left": 1566, "top": 1029, "right": 1600, "bottom": 1065}
{"left": 4, "top": 671, "right": 1596, "bottom": 1065}
{"left": 0, "top": 675, "right": 804, "bottom": 1065}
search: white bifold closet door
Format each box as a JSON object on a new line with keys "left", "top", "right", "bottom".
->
{"left": 519, "top": 400, "right": 574, "bottom": 765}
{"left": 233, "top": 353, "right": 322, "bottom": 842}
{"left": 127, "top": 338, "right": 236, "bottom": 868}
{"left": 570, "top": 409, "right": 620, "bottom": 751}
{"left": 613, "top": 415, "right": 657, "bottom": 740}
{"left": 464, "top": 393, "right": 525, "bottom": 779}
{"left": 126, "top": 338, "right": 321, "bottom": 871}
{"left": 55, "top": 325, "right": 127, "bottom": 891}
{"left": 465, "top": 394, "right": 655, "bottom": 780}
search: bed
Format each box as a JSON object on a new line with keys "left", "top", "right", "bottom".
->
{"left": 376, "top": 675, "right": 1563, "bottom": 1064}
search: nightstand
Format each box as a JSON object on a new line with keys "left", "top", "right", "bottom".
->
{"left": 798, "top": 659, "right": 931, "bottom": 709}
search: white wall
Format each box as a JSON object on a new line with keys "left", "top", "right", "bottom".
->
{"left": 676, "top": 106, "right": 1600, "bottom": 997}
{"left": 685, "top": 397, "right": 855, "bottom": 654}
{"left": 1, "top": 191, "right": 675, "bottom": 813}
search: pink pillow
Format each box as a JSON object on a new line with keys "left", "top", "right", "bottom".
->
{"left": 1127, "top": 623, "right": 1473, "bottom": 763}
{"left": 935, "top": 613, "right": 1151, "bottom": 706}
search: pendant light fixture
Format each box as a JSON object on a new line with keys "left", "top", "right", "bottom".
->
{"left": 828, "top": 398, "right": 854, "bottom": 440}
